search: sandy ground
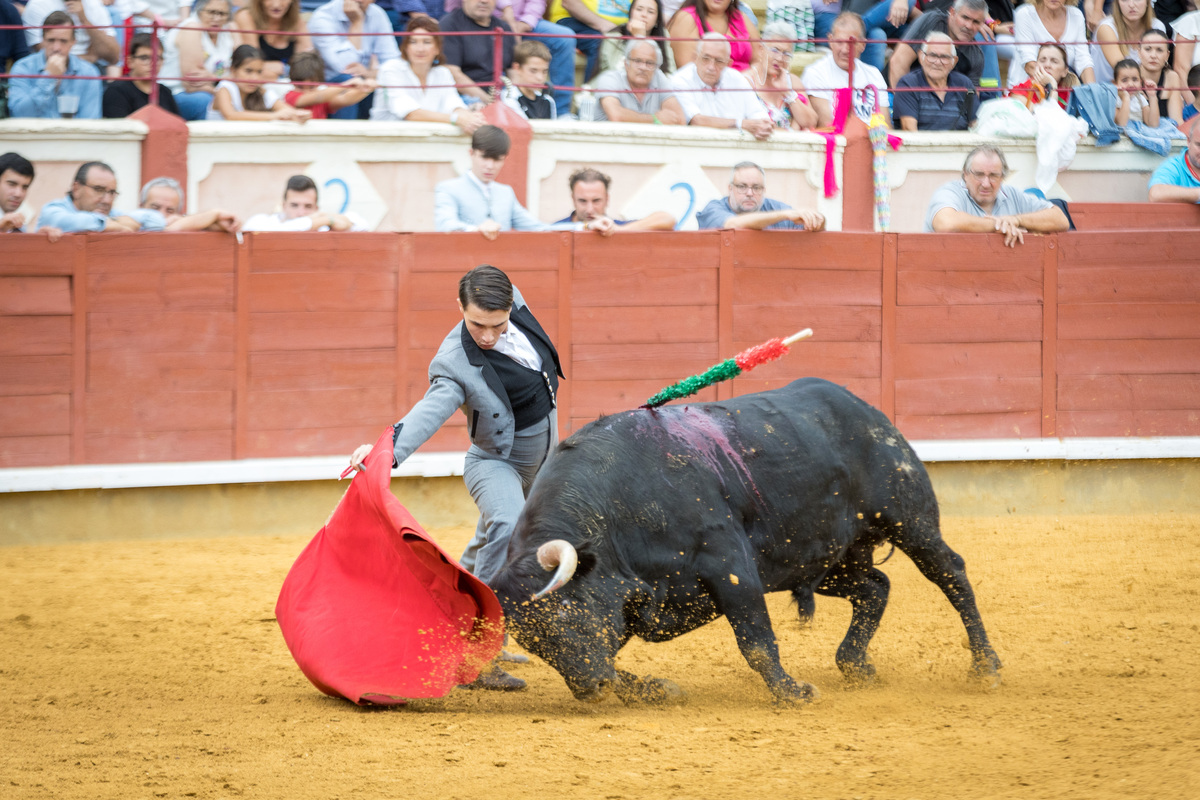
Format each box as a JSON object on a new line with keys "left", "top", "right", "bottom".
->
{"left": 1, "top": 513, "right": 1198, "bottom": 799}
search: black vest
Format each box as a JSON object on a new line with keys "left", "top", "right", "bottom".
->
{"left": 481, "top": 348, "right": 554, "bottom": 430}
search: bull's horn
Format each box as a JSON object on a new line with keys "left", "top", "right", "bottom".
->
{"left": 533, "top": 540, "right": 578, "bottom": 599}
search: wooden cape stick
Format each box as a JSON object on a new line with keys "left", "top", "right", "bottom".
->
{"left": 641, "top": 328, "right": 814, "bottom": 409}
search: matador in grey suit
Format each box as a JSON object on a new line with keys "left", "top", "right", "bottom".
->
{"left": 351, "top": 265, "right": 563, "bottom": 587}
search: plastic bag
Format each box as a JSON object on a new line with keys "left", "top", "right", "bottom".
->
{"left": 974, "top": 97, "right": 1039, "bottom": 138}
{"left": 1033, "top": 100, "right": 1089, "bottom": 193}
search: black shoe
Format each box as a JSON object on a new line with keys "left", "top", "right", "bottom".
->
{"left": 460, "top": 666, "right": 526, "bottom": 692}
{"left": 497, "top": 650, "right": 530, "bottom": 664}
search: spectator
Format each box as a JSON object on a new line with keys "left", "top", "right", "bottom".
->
{"left": 233, "top": 0, "right": 314, "bottom": 82}
{"left": 1183, "top": 64, "right": 1200, "bottom": 125}
{"left": 697, "top": 161, "right": 827, "bottom": 230}
{"left": 749, "top": 21, "right": 818, "bottom": 131}
{"left": 554, "top": 167, "right": 677, "bottom": 230}
{"left": 439, "top": 0, "right": 514, "bottom": 103}
{"left": 1114, "top": 58, "right": 1159, "bottom": 127}
{"left": 434, "top": 125, "right": 577, "bottom": 236}
{"left": 1, "top": 0, "right": 31, "bottom": 80}
{"left": 207, "top": 45, "right": 312, "bottom": 121}
{"left": 138, "top": 176, "right": 242, "bottom": 232}
{"left": 801, "top": 12, "right": 890, "bottom": 126}
{"left": 501, "top": 40, "right": 556, "bottom": 119}
{"left": 1137, "top": 30, "right": 1183, "bottom": 125}
{"left": 1148, "top": 122, "right": 1200, "bottom": 201}
{"left": 1091, "top": 0, "right": 1163, "bottom": 85}
{"left": 1, "top": 153, "right": 42, "bottom": 234}
{"left": 9, "top": 11, "right": 101, "bottom": 119}
{"left": 371, "top": 16, "right": 487, "bottom": 131}
{"left": 377, "top": 0, "right": 442, "bottom": 34}
{"left": 893, "top": 33, "right": 977, "bottom": 131}
{"left": 22, "top": 0, "right": 119, "bottom": 68}
{"left": 669, "top": 33, "right": 773, "bottom": 139}
{"left": 102, "top": 33, "right": 182, "bottom": 118}
{"left": 595, "top": 0, "right": 675, "bottom": 78}
{"left": 161, "top": 0, "right": 238, "bottom": 120}
{"left": 1010, "top": 0, "right": 1095, "bottom": 89}
{"left": 589, "top": 37, "right": 685, "bottom": 123}
{"left": 445, "top": 0, "right": 578, "bottom": 116}
{"left": 888, "top": 0, "right": 988, "bottom": 90}
{"left": 243, "top": 175, "right": 369, "bottom": 230}
{"left": 667, "top": 0, "right": 761, "bottom": 72}
{"left": 1173, "top": 7, "right": 1200, "bottom": 88}
{"left": 1009, "top": 42, "right": 1076, "bottom": 110}
{"left": 36, "top": 161, "right": 149, "bottom": 233}
{"left": 925, "top": 145, "right": 1069, "bottom": 247}
{"left": 855, "top": 0, "right": 918, "bottom": 76}
{"left": 309, "top": 0, "right": 400, "bottom": 117}
{"left": 545, "top": 0, "right": 628, "bottom": 80}
{"left": 285, "top": 50, "right": 376, "bottom": 118}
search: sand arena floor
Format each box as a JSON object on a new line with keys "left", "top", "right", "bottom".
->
{"left": 1, "top": 513, "right": 1197, "bottom": 799}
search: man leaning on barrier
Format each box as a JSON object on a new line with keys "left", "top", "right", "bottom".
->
{"left": 925, "top": 145, "right": 1069, "bottom": 247}
{"left": 0, "top": 152, "right": 62, "bottom": 239}
{"left": 555, "top": 167, "right": 676, "bottom": 231}
{"left": 697, "top": 161, "right": 827, "bottom": 231}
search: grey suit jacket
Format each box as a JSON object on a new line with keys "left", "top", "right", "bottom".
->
{"left": 392, "top": 287, "right": 564, "bottom": 464}
{"left": 434, "top": 173, "right": 572, "bottom": 233}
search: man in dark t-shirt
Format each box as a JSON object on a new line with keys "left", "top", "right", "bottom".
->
{"left": 439, "top": 0, "right": 514, "bottom": 102}
{"left": 888, "top": 0, "right": 987, "bottom": 88}
{"left": 102, "top": 33, "right": 181, "bottom": 118}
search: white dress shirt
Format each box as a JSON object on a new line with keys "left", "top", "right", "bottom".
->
{"left": 669, "top": 62, "right": 769, "bottom": 124}
{"left": 494, "top": 322, "right": 542, "bottom": 371}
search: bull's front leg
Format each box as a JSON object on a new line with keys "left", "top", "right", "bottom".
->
{"left": 702, "top": 567, "right": 818, "bottom": 706}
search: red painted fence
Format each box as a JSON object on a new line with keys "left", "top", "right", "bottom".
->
{"left": 2, "top": 230, "right": 1198, "bottom": 468}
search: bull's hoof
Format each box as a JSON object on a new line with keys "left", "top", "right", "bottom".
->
{"left": 969, "top": 651, "right": 1003, "bottom": 690}
{"left": 837, "top": 660, "right": 877, "bottom": 688}
{"left": 772, "top": 681, "right": 820, "bottom": 707}
{"left": 614, "top": 673, "right": 687, "bottom": 706}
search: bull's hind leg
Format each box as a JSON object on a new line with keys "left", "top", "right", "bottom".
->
{"left": 814, "top": 546, "right": 890, "bottom": 685}
{"left": 893, "top": 522, "right": 1002, "bottom": 685}
{"left": 702, "top": 568, "right": 818, "bottom": 705}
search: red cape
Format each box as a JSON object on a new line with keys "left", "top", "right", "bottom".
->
{"left": 275, "top": 427, "right": 504, "bottom": 704}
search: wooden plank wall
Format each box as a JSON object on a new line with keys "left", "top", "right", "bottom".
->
{"left": 2, "top": 230, "right": 1198, "bottom": 469}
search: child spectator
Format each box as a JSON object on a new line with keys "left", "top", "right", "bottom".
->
{"left": 500, "top": 41, "right": 556, "bottom": 120}
{"left": 1009, "top": 43, "right": 1077, "bottom": 110}
{"left": 284, "top": 51, "right": 375, "bottom": 119}
{"left": 1114, "top": 58, "right": 1159, "bottom": 127}
{"left": 207, "top": 44, "right": 312, "bottom": 121}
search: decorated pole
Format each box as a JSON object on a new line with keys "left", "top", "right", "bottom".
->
{"left": 641, "top": 329, "right": 814, "bottom": 409}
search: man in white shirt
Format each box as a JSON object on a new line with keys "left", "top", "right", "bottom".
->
{"left": 22, "top": 0, "right": 119, "bottom": 66}
{"left": 801, "top": 11, "right": 891, "bottom": 127}
{"left": 668, "top": 32, "right": 773, "bottom": 141}
{"left": 243, "top": 175, "right": 368, "bottom": 232}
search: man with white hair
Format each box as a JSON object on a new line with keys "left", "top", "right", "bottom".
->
{"left": 888, "top": 0, "right": 988, "bottom": 89}
{"left": 892, "top": 33, "right": 977, "bottom": 131}
{"left": 801, "top": 12, "right": 890, "bottom": 127}
{"left": 138, "top": 177, "right": 241, "bottom": 233}
{"left": 589, "top": 38, "right": 685, "bottom": 124}
{"left": 668, "top": 32, "right": 773, "bottom": 140}
{"left": 697, "top": 161, "right": 826, "bottom": 231}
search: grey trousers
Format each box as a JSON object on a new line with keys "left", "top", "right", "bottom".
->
{"left": 459, "top": 415, "right": 553, "bottom": 585}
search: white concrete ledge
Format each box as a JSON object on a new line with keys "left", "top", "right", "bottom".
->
{"left": 2, "top": 438, "right": 1198, "bottom": 493}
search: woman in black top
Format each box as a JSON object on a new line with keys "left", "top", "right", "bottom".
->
{"left": 232, "top": 0, "right": 312, "bottom": 81}
{"left": 102, "top": 34, "right": 181, "bottom": 118}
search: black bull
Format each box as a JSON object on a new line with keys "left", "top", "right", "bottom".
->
{"left": 490, "top": 378, "right": 1002, "bottom": 704}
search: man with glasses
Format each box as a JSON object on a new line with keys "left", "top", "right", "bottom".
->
{"left": 36, "top": 161, "right": 150, "bottom": 232}
{"left": 888, "top": 0, "right": 988, "bottom": 90}
{"left": 669, "top": 32, "right": 773, "bottom": 141}
{"left": 8, "top": 11, "right": 101, "bottom": 119}
{"left": 925, "top": 145, "right": 1068, "bottom": 247}
{"left": 588, "top": 38, "right": 684, "bottom": 124}
{"left": 102, "top": 33, "right": 181, "bottom": 118}
{"left": 697, "top": 161, "right": 827, "bottom": 231}
{"left": 892, "top": 33, "right": 976, "bottom": 131}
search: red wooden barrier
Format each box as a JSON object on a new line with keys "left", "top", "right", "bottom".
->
{"left": 2, "top": 230, "right": 1199, "bottom": 469}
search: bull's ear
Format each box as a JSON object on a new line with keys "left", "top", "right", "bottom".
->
{"left": 573, "top": 541, "right": 598, "bottom": 581}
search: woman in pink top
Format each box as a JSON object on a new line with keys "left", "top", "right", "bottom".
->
{"left": 668, "top": 0, "right": 762, "bottom": 72}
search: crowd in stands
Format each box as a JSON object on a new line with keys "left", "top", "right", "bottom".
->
{"left": 3, "top": 0, "right": 1200, "bottom": 225}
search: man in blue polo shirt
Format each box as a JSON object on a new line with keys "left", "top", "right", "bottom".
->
{"left": 893, "top": 33, "right": 976, "bottom": 131}
{"left": 1148, "top": 125, "right": 1200, "bottom": 203}
{"left": 697, "top": 162, "right": 826, "bottom": 231}
{"left": 554, "top": 168, "right": 675, "bottom": 232}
